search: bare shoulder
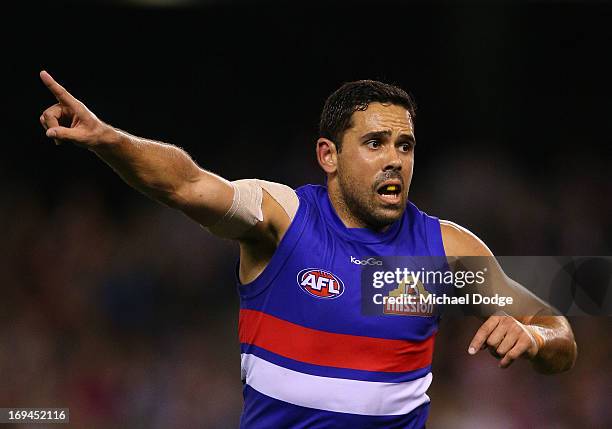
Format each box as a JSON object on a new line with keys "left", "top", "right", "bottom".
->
{"left": 439, "top": 220, "right": 493, "bottom": 257}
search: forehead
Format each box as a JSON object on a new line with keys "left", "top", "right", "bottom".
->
{"left": 349, "top": 102, "right": 414, "bottom": 134}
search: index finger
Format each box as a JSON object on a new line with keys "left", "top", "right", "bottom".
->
{"left": 468, "top": 315, "right": 502, "bottom": 354}
{"left": 39, "top": 70, "right": 79, "bottom": 107}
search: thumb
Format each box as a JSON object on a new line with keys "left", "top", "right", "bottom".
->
{"left": 46, "top": 126, "right": 80, "bottom": 141}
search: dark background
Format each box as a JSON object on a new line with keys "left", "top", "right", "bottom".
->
{"left": 2, "top": 1, "right": 611, "bottom": 428}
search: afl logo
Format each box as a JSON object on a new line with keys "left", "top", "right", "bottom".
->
{"left": 297, "top": 268, "right": 345, "bottom": 299}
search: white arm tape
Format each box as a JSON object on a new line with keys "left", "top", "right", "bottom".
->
{"left": 259, "top": 179, "right": 299, "bottom": 220}
{"left": 206, "top": 179, "right": 299, "bottom": 239}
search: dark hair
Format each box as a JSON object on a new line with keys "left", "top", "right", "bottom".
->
{"left": 319, "top": 80, "right": 416, "bottom": 152}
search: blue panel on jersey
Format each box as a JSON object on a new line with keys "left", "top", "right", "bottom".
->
{"left": 241, "top": 385, "right": 429, "bottom": 429}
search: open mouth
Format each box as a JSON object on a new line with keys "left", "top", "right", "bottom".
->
{"left": 376, "top": 182, "right": 402, "bottom": 204}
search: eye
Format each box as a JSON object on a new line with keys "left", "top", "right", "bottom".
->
{"left": 398, "top": 142, "right": 413, "bottom": 152}
{"left": 366, "top": 139, "right": 381, "bottom": 149}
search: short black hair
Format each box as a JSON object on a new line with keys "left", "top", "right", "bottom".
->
{"left": 319, "top": 80, "right": 416, "bottom": 152}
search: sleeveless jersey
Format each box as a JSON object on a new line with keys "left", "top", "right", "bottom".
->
{"left": 237, "top": 184, "right": 446, "bottom": 428}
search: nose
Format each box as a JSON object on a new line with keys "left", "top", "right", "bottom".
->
{"left": 383, "top": 146, "right": 402, "bottom": 171}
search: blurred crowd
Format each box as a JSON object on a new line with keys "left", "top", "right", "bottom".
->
{"left": 1, "top": 184, "right": 242, "bottom": 428}
{"left": 1, "top": 143, "right": 610, "bottom": 428}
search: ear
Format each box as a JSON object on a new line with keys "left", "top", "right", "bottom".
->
{"left": 316, "top": 137, "right": 338, "bottom": 174}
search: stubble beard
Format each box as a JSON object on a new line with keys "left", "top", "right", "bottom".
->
{"left": 336, "top": 171, "right": 404, "bottom": 230}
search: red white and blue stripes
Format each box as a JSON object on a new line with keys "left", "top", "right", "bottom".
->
{"left": 239, "top": 309, "right": 434, "bottom": 416}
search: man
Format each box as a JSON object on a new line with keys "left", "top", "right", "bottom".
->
{"left": 39, "top": 71, "right": 576, "bottom": 428}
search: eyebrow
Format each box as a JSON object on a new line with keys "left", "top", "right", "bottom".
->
{"left": 360, "top": 130, "right": 416, "bottom": 144}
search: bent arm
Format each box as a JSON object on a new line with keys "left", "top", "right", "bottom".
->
{"left": 441, "top": 220, "right": 577, "bottom": 373}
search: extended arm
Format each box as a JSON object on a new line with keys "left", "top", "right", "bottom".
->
{"left": 94, "top": 130, "right": 234, "bottom": 220}
{"left": 39, "top": 70, "right": 293, "bottom": 285}
{"left": 441, "top": 221, "right": 577, "bottom": 374}
{"left": 39, "top": 71, "right": 232, "bottom": 225}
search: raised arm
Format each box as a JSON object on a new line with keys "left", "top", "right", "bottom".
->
{"left": 39, "top": 70, "right": 234, "bottom": 226}
{"left": 441, "top": 221, "right": 577, "bottom": 374}
{"left": 39, "top": 71, "right": 295, "bottom": 285}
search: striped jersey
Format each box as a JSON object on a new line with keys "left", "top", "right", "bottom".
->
{"left": 237, "top": 184, "right": 446, "bottom": 428}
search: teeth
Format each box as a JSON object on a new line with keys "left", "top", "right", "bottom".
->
{"left": 378, "top": 184, "right": 400, "bottom": 196}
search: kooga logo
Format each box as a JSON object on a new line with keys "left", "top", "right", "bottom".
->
{"left": 350, "top": 256, "right": 383, "bottom": 266}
